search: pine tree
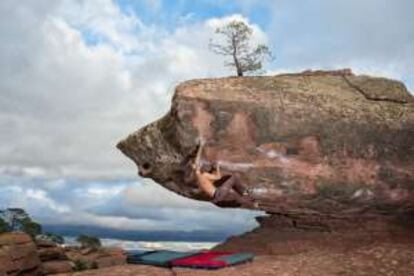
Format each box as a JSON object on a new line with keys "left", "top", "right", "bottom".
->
{"left": 210, "top": 20, "right": 273, "bottom": 76}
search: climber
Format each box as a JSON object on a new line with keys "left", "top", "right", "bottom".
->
{"left": 192, "top": 142, "right": 257, "bottom": 208}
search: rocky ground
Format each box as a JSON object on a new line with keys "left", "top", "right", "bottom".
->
{"left": 0, "top": 232, "right": 126, "bottom": 275}
{"left": 1, "top": 214, "right": 414, "bottom": 275}
{"left": 52, "top": 214, "right": 414, "bottom": 276}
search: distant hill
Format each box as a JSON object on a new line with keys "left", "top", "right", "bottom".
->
{"left": 43, "top": 224, "right": 234, "bottom": 242}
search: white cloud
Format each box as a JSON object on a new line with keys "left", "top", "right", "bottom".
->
{"left": 57, "top": 0, "right": 143, "bottom": 52}
{"left": 26, "top": 189, "right": 70, "bottom": 213}
{"left": 0, "top": 178, "right": 261, "bottom": 232}
{"left": 0, "top": 0, "right": 265, "bottom": 181}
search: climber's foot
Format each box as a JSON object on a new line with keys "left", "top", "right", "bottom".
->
{"left": 237, "top": 193, "right": 259, "bottom": 209}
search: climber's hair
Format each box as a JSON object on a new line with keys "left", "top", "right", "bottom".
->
{"left": 200, "top": 162, "right": 216, "bottom": 173}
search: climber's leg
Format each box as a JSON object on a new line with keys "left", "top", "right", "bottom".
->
{"left": 212, "top": 175, "right": 234, "bottom": 202}
{"left": 212, "top": 175, "right": 258, "bottom": 208}
{"left": 213, "top": 188, "right": 257, "bottom": 208}
{"left": 228, "top": 174, "right": 250, "bottom": 196}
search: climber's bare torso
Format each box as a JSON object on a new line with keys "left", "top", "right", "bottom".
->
{"left": 193, "top": 164, "right": 221, "bottom": 198}
{"left": 192, "top": 143, "right": 258, "bottom": 208}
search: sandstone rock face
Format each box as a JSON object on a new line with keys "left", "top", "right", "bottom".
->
{"left": 0, "top": 234, "right": 127, "bottom": 275}
{"left": 35, "top": 239, "right": 74, "bottom": 275}
{"left": 0, "top": 233, "right": 41, "bottom": 276}
{"left": 38, "top": 247, "right": 66, "bottom": 262}
{"left": 118, "top": 69, "right": 414, "bottom": 218}
{"left": 65, "top": 247, "right": 126, "bottom": 270}
{"left": 41, "top": 260, "right": 73, "bottom": 275}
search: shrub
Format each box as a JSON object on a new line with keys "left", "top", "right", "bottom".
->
{"left": 0, "top": 208, "right": 42, "bottom": 239}
{"left": 38, "top": 232, "right": 65, "bottom": 244}
{"left": 76, "top": 234, "right": 101, "bottom": 250}
{"left": 74, "top": 259, "right": 88, "bottom": 271}
{"left": 21, "top": 220, "right": 42, "bottom": 239}
{"left": 0, "top": 218, "right": 9, "bottom": 233}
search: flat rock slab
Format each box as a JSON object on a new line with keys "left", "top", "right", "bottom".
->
{"left": 42, "top": 260, "right": 73, "bottom": 275}
{"left": 174, "top": 248, "right": 414, "bottom": 276}
{"left": 56, "top": 264, "right": 173, "bottom": 276}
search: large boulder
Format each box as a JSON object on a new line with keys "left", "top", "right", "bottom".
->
{"left": 0, "top": 232, "right": 41, "bottom": 276}
{"left": 117, "top": 69, "right": 414, "bottom": 218}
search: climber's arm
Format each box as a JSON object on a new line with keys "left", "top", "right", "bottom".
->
{"left": 192, "top": 141, "right": 204, "bottom": 172}
{"left": 203, "top": 165, "right": 222, "bottom": 181}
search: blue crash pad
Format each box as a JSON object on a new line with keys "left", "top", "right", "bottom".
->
{"left": 127, "top": 250, "right": 199, "bottom": 267}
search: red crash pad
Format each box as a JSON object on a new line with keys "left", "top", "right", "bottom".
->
{"left": 171, "top": 251, "right": 254, "bottom": 269}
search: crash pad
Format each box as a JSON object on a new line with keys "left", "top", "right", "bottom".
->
{"left": 171, "top": 251, "right": 254, "bottom": 269}
{"left": 127, "top": 250, "right": 199, "bottom": 267}
{"left": 127, "top": 250, "right": 255, "bottom": 269}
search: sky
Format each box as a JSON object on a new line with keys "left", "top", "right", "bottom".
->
{"left": 0, "top": 0, "right": 413, "bottom": 237}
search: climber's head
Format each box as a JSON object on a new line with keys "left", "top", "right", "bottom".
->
{"left": 200, "top": 162, "right": 216, "bottom": 173}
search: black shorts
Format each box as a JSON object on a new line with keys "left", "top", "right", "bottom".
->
{"left": 213, "top": 174, "right": 232, "bottom": 187}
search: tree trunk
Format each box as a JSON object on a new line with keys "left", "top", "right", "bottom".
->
{"left": 236, "top": 67, "right": 243, "bottom": 77}
{"left": 232, "top": 36, "right": 243, "bottom": 77}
